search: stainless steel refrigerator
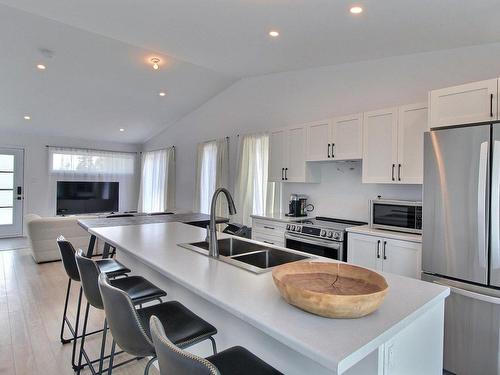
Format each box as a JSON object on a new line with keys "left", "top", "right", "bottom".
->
{"left": 422, "top": 123, "right": 500, "bottom": 375}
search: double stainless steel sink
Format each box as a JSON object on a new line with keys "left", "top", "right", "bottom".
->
{"left": 178, "top": 237, "right": 311, "bottom": 274}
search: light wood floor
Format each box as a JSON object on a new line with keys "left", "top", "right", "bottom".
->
{"left": 0, "top": 248, "right": 159, "bottom": 375}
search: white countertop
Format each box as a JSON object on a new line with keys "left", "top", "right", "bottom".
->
{"left": 347, "top": 225, "right": 422, "bottom": 243}
{"left": 89, "top": 222, "right": 447, "bottom": 373}
{"left": 251, "top": 213, "right": 306, "bottom": 223}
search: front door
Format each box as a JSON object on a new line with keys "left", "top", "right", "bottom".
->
{"left": 0, "top": 148, "right": 24, "bottom": 237}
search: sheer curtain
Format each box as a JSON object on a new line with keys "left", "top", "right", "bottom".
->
{"left": 48, "top": 147, "right": 139, "bottom": 215}
{"left": 194, "top": 138, "right": 229, "bottom": 215}
{"left": 138, "top": 147, "right": 175, "bottom": 213}
{"left": 235, "top": 133, "right": 280, "bottom": 226}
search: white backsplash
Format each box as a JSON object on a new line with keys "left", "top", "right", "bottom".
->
{"left": 282, "top": 161, "right": 422, "bottom": 222}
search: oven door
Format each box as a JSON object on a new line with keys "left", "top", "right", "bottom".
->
{"left": 285, "top": 232, "right": 342, "bottom": 260}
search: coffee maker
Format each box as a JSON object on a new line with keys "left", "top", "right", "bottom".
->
{"left": 286, "top": 194, "right": 313, "bottom": 217}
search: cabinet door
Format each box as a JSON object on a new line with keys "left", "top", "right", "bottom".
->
{"left": 268, "top": 128, "right": 286, "bottom": 182}
{"left": 382, "top": 239, "right": 421, "bottom": 279}
{"left": 286, "top": 125, "right": 307, "bottom": 182}
{"left": 397, "top": 103, "right": 428, "bottom": 184}
{"left": 362, "top": 108, "right": 398, "bottom": 183}
{"left": 347, "top": 233, "right": 382, "bottom": 270}
{"left": 429, "top": 78, "right": 497, "bottom": 128}
{"left": 331, "top": 113, "right": 363, "bottom": 160}
{"left": 306, "top": 120, "right": 331, "bottom": 161}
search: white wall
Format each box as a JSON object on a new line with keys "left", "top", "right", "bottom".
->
{"left": 145, "top": 42, "right": 500, "bottom": 222}
{"left": 0, "top": 130, "right": 141, "bottom": 218}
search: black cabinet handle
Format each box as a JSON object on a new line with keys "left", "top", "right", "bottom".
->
{"left": 391, "top": 164, "right": 395, "bottom": 181}
{"left": 331, "top": 143, "right": 335, "bottom": 159}
{"left": 327, "top": 143, "right": 331, "bottom": 158}
{"left": 285, "top": 168, "right": 288, "bottom": 180}
{"left": 491, "top": 94, "right": 494, "bottom": 118}
{"left": 281, "top": 168, "right": 284, "bottom": 180}
{"left": 383, "top": 241, "right": 387, "bottom": 260}
{"left": 376, "top": 240, "right": 381, "bottom": 258}
{"left": 263, "top": 240, "right": 274, "bottom": 245}
{"left": 398, "top": 164, "right": 402, "bottom": 181}
{"left": 263, "top": 226, "right": 275, "bottom": 230}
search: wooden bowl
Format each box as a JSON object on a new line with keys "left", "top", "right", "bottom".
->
{"left": 272, "top": 262, "right": 389, "bottom": 319}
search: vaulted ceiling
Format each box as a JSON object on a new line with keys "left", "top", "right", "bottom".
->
{"left": 1, "top": 0, "right": 500, "bottom": 143}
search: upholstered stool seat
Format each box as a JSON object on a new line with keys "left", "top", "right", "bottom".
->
{"left": 207, "top": 346, "right": 282, "bottom": 375}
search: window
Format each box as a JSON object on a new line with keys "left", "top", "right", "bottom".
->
{"left": 138, "top": 148, "right": 175, "bottom": 213}
{"left": 50, "top": 148, "right": 135, "bottom": 174}
{"left": 195, "top": 139, "right": 229, "bottom": 215}
{"left": 235, "top": 133, "right": 279, "bottom": 226}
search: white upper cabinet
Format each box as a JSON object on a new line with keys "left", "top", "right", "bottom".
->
{"left": 362, "top": 104, "right": 428, "bottom": 184}
{"left": 362, "top": 107, "right": 398, "bottom": 183}
{"left": 331, "top": 113, "right": 363, "bottom": 160}
{"left": 397, "top": 103, "right": 428, "bottom": 184}
{"left": 268, "top": 126, "right": 320, "bottom": 183}
{"left": 305, "top": 120, "right": 331, "bottom": 161}
{"left": 429, "top": 78, "right": 498, "bottom": 128}
{"left": 305, "top": 115, "right": 363, "bottom": 162}
{"left": 268, "top": 128, "right": 286, "bottom": 182}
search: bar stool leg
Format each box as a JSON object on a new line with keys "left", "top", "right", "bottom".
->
{"left": 71, "top": 286, "right": 84, "bottom": 371}
{"left": 107, "top": 340, "right": 116, "bottom": 375}
{"left": 143, "top": 357, "right": 157, "bottom": 375}
{"left": 59, "top": 278, "right": 72, "bottom": 344}
{"left": 98, "top": 319, "right": 108, "bottom": 375}
{"left": 76, "top": 302, "right": 91, "bottom": 375}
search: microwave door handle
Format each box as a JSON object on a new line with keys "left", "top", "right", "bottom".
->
{"left": 478, "top": 141, "right": 489, "bottom": 269}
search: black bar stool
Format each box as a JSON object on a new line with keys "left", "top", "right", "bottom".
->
{"left": 75, "top": 249, "right": 167, "bottom": 375}
{"left": 150, "top": 316, "right": 283, "bottom": 375}
{"left": 56, "top": 236, "right": 131, "bottom": 371}
{"left": 98, "top": 273, "right": 218, "bottom": 375}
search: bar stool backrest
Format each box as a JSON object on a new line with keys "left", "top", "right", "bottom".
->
{"left": 98, "top": 273, "right": 155, "bottom": 357}
{"left": 149, "top": 316, "right": 220, "bottom": 375}
{"left": 56, "top": 236, "right": 81, "bottom": 282}
{"left": 75, "top": 249, "right": 104, "bottom": 309}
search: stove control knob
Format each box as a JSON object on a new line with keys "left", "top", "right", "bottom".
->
{"left": 333, "top": 232, "right": 340, "bottom": 240}
{"left": 290, "top": 225, "right": 295, "bottom": 231}
{"left": 286, "top": 224, "right": 291, "bottom": 230}
{"left": 327, "top": 231, "right": 334, "bottom": 238}
{"left": 295, "top": 226, "right": 301, "bottom": 232}
{"left": 320, "top": 230, "right": 327, "bottom": 237}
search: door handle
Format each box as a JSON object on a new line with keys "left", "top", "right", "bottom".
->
{"left": 285, "top": 168, "right": 288, "bottom": 180}
{"left": 391, "top": 164, "right": 395, "bottom": 181}
{"left": 383, "top": 241, "right": 387, "bottom": 260}
{"left": 263, "top": 240, "right": 274, "bottom": 245}
{"left": 263, "top": 226, "right": 276, "bottom": 230}
{"left": 491, "top": 93, "right": 494, "bottom": 118}
{"left": 398, "top": 164, "right": 402, "bottom": 181}
{"left": 376, "top": 240, "right": 381, "bottom": 258}
{"left": 477, "top": 141, "right": 489, "bottom": 268}
{"left": 331, "top": 143, "right": 335, "bottom": 158}
{"left": 281, "top": 168, "right": 284, "bottom": 180}
{"left": 327, "top": 143, "right": 331, "bottom": 158}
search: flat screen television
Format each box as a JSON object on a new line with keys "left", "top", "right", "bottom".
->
{"left": 56, "top": 181, "right": 119, "bottom": 215}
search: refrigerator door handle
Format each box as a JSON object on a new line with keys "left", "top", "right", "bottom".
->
{"left": 477, "top": 141, "right": 489, "bottom": 269}
{"left": 432, "top": 280, "right": 500, "bottom": 305}
{"left": 492, "top": 140, "right": 500, "bottom": 269}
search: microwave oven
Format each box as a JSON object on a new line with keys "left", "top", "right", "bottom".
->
{"left": 370, "top": 199, "right": 422, "bottom": 234}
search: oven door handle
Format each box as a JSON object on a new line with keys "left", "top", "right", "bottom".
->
{"left": 285, "top": 232, "right": 341, "bottom": 249}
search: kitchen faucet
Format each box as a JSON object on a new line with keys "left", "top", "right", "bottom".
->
{"left": 208, "top": 187, "right": 237, "bottom": 258}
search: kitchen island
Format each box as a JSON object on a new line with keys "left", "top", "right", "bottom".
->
{"left": 86, "top": 221, "right": 449, "bottom": 375}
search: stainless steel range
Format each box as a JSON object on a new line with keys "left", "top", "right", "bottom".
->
{"left": 285, "top": 217, "right": 366, "bottom": 261}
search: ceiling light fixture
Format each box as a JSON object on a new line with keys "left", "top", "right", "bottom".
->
{"left": 119, "top": 128, "right": 125, "bottom": 132}
{"left": 350, "top": 6, "right": 363, "bottom": 14}
{"left": 159, "top": 92, "right": 166, "bottom": 97}
{"left": 269, "top": 30, "right": 280, "bottom": 37}
{"left": 24, "top": 115, "right": 31, "bottom": 120}
{"left": 150, "top": 57, "right": 161, "bottom": 70}
{"left": 36, "top": 64, "right": 46, "bottom": 70}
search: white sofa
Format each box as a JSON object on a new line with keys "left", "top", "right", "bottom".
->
{"left": 25, "top": 214, "right": 103, "bottom": 263}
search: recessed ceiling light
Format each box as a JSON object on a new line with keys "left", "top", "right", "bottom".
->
{"left": 350, "top": 6, "right": 363, "bottom": 14}
{"left": 24, "top": 115, "right": 31, "bottom": 120}
{"left": 159, "top": 92, "right": 166, "bottom": 97}
{"left": 36, "top": 64, "right": 46, "bottom": 70}
{"left": 119, "top": 128, "right": 125, "bottom": 132}
{"left": 269, "top": 30, "right": 280, "bottom": 38}
{"left": 150, "top": 57, "right": 160, "bottom": 70}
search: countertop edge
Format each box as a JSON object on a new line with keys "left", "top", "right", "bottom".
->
{"left": 347, "top": 225, "right": 422, "bottom": 243}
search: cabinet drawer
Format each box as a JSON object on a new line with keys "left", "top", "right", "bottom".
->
{"left": 252, "top": 231, "right": 285, "bottom": 247}
{"left": 252, "top": 219, "right": 287, "bottom": 236}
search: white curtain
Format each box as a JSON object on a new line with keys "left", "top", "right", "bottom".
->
{"left": 194, "top": 138, "right": 229, "bottom": 215}
{"left": 48, "top": 147, "right": 139, "bottom": 215}
{"left": 234, "top": 133, "right": 279, "bottom": 226}
{"left": 138, "top": 147, "right": 175, "bottom": 213}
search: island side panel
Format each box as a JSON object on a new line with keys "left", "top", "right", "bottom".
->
{"left": 116, "top": 250, "right": 337, "bottom": 375}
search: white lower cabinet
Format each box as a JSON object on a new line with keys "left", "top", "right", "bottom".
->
{"left": 347, "top": 232, "right": 422, "bottom": 279}
{"left": 251, "top": 218, "right": 286, "bottom": 247}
